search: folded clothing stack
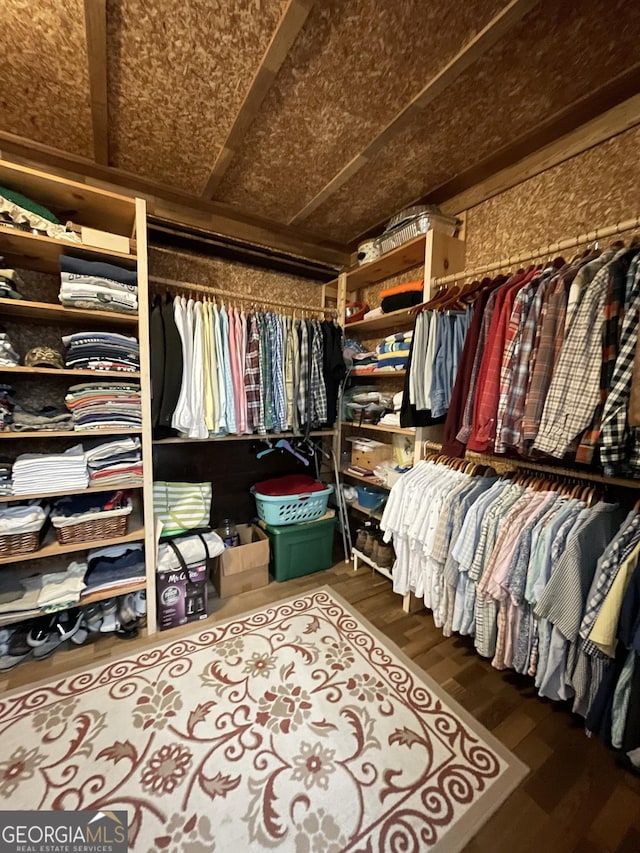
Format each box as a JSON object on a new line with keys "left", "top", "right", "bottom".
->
{"left": 51, "top": 489, "right": 131, "bottom": 527}
{"left": 380, "top": 280, "right": 423, "bottom": 313}
{"left": 59, "top": 256, "right": 137, "bottom": 315}
{"left": 10, "top": 404, "right": 73, "bottom": 432}
{"left": 0, "top": 461, "right": 11, "bottom": 495}
{"left": 375, "top": 331, "right": 412, "bottom": 371}
{"left": 350, "top": 351, "right": 379, "bottom": 375}
{"left": 62, "top": 331, "right": 140, "bottom": 373}
{"left": 0, "top": 185, "right": 79, "bottom": 242}
{"left": 377, "top": 391, "right": 404, "bottom": 427}
{"left": 12, "top": 444, "right": 88, "bottom": 495}
{"left": 83, "top": 543, "right": 145, "bottom": 594}
{"left": 85, "top": 437, "right": 143, "bottom": 487}
{"left": 0, "top": 385, "right": 14, "bottom": 430}
{"left": 0, "top": 329, "right": 19, "bottom": 366}
{"left": 65, "top": 382, "right": 142, "bottom": 430}
{"left": 0, "top": 266, "right": 24, "bottom": 300}
{"left": 37, "top": 561, "right": 87, "bottom": 610}
{"left": 0, "top": 504, "right": 48, "bottom": 536}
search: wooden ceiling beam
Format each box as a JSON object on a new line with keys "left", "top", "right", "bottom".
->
{"left": 83, "top": 0, "right": 109, "bottom": 165}
{"left": 288, "top": 0, "right": 538, "bottom": 225}
{"left": 201, "top": 0, "right": 315, "bottom": 198}
{"left": 349, "top": 65, "right": 640, "bottom": 245}
{"left": 0, "top": 132, "right": 348, "bottom": 268}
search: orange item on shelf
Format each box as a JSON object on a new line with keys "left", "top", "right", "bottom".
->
{"left": 379, "top": 279, "right": 423, "bottom": 299}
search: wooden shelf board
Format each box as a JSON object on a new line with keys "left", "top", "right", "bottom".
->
{"left": 352, "top": 547, "right": 393, "bottom": 581}
{"left": 154, "top": 429, "right": 337, "bottom": 445}
{"left": 0, "top": 297, "right": 138, "bottom": 327}
{"left": 345, "top": 307, "right": 416, "bottom": 334}
{"left": 344, "top": 235, "right": 426, "bottom": 292}
{"left": 349, "top": 502, "right": 383, "bottom": 521}
{"left": 0, "top": 580, "right": 146, "bottom": 629}
{"left": 0, "top": 428, "right": 143, "bottom": 440}
{"left": 341, "top": 468, "right": 391, "bottom": 490}
{"left": 0, "top": 482, "right": 143, "bottom": 503}
{"left": 0, "top": 225, "right": 136, "bottom": 274}
{"left": 0, "top": 159, "right": 136, "bottom": 235}
{"left": 0, "top": 366, "right": 140, "bottom": 379}
{"left": 349, "top": 370, "right": 406, "bottom": 379}
{"left": 0, "top": 516, "right": 145, "bottom": 566}
{"left": 341, "top": 420, "right": 415, "bottom": 436}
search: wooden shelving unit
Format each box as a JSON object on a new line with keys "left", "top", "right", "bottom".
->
{"left": 350, "top": 501, "right": 384, "bottom": 521}
{"left": 0, "top": 158, "right": 156, "bottom": 653}
{"left": 0, "top": 580, "right": 146, "bottom": 629}
{"left": 0, "top": 428, "right": 143, "bottom": 440}
{"left": 0, "top": 366, "right": 141, "bottom": 379}
{"left": 0, "top": 514, "right": 145, "bottom": 566}
{"left": 0, "top": 224, "right": 135, "bottom": 275}
{"left": 350, "top": 369, "right": 407, "bottom": 379}
{"left": 351, "top": 546, "right": 393, "bottom": 581}
{"left": 341, "top": 468, "right": 390, "bottom": 490}
{"left": 344, "top": 306, "right": 416, "bottom": 334}
{"left": 0, "top": 482, "right": 143, "bottom": 504}
{"left": 340, "top": 234, "right": 428, "bottom": 291}
{"left": 341, "top": 420, "right": 415, "bottom": 436}
{"left": 0, "top": 297, "right": 138, "bottom": 328}
{"left": 154, "top": 428, "right": 337, "bottom": 445}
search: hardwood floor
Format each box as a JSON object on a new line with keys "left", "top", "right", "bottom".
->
{"left": 2, "top": 560, "right": 639, "bottom": 852}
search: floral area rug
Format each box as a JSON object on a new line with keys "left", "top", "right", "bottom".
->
{"left": 0, "top": 587, "right": 526, "bottom": 852}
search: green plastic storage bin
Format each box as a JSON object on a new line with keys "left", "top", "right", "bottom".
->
{"left": 264, "top": 516, "right": 336, "bottom": 581}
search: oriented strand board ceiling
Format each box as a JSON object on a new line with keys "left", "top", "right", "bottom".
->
{"left": 3, "top": 0, "right": 640, "bottom": 253}
{"left": 0, "top": 0, "right": 93, "bottom": 158}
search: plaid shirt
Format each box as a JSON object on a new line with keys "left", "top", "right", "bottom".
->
{"left": 495, "top": 276, "right": 544, "bottom": 452}
{"left": 598, "top": 253, "right": 640, "bottom": 472}
{"left": 576, "top": 249, "right": 636, "bottom": 463}
{"left": 297, "top": 320, "right": 309, "bottom": 427}
{"left": 244, "top": 311, "right": 261, "bottom": 432}
{"left": 468, "top": 274, "right": 530, "bottom": 452}
{"left": 456, "top": 287, "right": 501, "bottom": 444}
{"left": 534, "top": 249, "right": 632, "bottom": 458}
{"left": 310, "top": 319, "right": 328, "bottom": 426}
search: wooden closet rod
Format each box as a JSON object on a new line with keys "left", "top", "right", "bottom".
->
{"left": 149, "top": 274, "right": 325, "bottom": 314}
{"left": 432, "top": 214, "right": 640, "bottom": 287}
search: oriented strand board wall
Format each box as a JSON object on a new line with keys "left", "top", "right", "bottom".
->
{"left": 451, "top": 125, "right": 640, "bottom": 269}
{"left": 149, "top": 246, "right": 324, "bottom": 310}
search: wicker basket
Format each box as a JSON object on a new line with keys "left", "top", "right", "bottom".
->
{"left": 0, "top": 522, "right": 47, "bottom": 557}
{"left": 55, "top": 512, "right": 130, "bottom": 545}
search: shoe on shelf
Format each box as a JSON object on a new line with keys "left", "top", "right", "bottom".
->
{"left": 376, "top": 541, "right": 394, "bottom": 570}
{"left": 99, "top": 599, "right": 120, "bottom": 633}
{"left": 355, "top": 528, "right": 368, "bottom": 552}
{"left": 0, "top": 623, "right": 34, "bottom": 670}
{"left": 32, "top": 610, "right": 83, "bottom": 660}
{"left": 134, "top": 590, "right": 146, "bottom": 618}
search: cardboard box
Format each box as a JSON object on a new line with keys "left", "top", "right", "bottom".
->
{"left": 212, "top": 523, "right": 270, "bottom": 598}
{"left": 157, "top": 560, "right": 208, "bottom": 631}
{"left": 349, "top": 437, "right": 392, "bottom": 470}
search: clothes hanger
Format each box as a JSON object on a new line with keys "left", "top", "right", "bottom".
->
{"left": 274, "top": 439, "right": 310, "bottom": 466}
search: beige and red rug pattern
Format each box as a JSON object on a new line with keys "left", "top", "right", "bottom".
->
{"left": 0, "top": 588, "right": 526, "bottom": 851}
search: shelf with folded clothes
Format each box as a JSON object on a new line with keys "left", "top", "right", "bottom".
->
{"left": 339, "top": 234, "right": 428, "bottom": 292}
{"left": 0, "top": 297, "right": 139, "bottom": 328}
{"left": 344, "top": 306, "right": 417, "bottom": 335}
{"left": 349, "top": 370, "right": 407, "bottom": 379}
{"left": 0, "top": 510, "right": 144, "bottom": 566}
{"left": 0, "top": 482, "right": 144, "bottom": 504}
{"left": 0, "top": 428, "right": 144, "bottom": 440}
{"left": 153, "top": 428, "right": 337, "bottom": 444}
{"left": 351, "top": 547, "right": 393, "bottom": 581}
{"left": 0, "top": 366, "right": 142, "bottom": 379}
{"left": 0, "top": 224, "right": 136, "bottom": 276}
{"left": 0, "top": 580, "right": 146, "bottom": 630}
{"left": 341, "top": 420, "right": 415, "bottom": 436}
